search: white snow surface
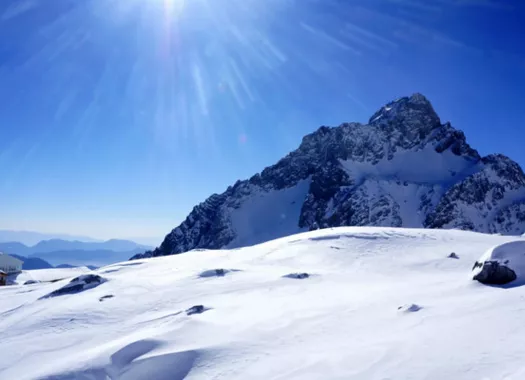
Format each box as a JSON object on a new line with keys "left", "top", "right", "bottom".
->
{"left": 340, "top": 145, "right": 479, "bottom": 185}
{"left": 227, "top": 179, "right": 311, "bottom": 248}
{"left": 3, "top": 227, "right": 525, "bottom": 379}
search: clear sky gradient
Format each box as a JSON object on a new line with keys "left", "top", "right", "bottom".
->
{"left": 0, "top": 0, "right": 524, "bottom": 243}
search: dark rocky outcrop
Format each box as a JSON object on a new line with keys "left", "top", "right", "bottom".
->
{"left": 472, "top": 260, "right": 517, "bottom": 285}
{"left": 283, "top": 273, "right": 310, "bottom": 279}
{"left": 398, "top": 304, "right": 423, "bottom": 313}
{"left": 43, "top": 274, "right": 106, "bottom": 298}
{"left": 186, "top": 305, "right": 206, "bottom": 315}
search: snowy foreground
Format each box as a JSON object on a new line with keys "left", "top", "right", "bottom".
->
{"left": 2, "top": 227, "right": 525, "bottom": 380}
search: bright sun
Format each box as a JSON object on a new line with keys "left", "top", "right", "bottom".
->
{"left": 163, "top": 0, "right": 185, "bottom": 11}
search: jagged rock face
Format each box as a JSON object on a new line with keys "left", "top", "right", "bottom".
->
{"left": 132, "top": 94, "right": 525, "bottom": 260}
{"left": 425, "top": 155, "right": 525, "bottom": 232}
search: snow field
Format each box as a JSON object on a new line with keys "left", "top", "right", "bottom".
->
{"left": 1, "top": 227, "right": 525, "bottom": 379}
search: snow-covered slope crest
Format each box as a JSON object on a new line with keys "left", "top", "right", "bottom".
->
{"left": 4, "top": 227, "right": 525, "bottom": 379}
{"left": 134, "top": 93, "right": 525, "bottom": 259}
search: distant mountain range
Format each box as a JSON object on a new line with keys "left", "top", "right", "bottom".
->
{"left": 10, "top": 254, "right": 99, "bottom": 271}
{"left": 0, "top": 238, "right": 152, "bottom": 268}
{"left": 9, "top": 254, "right": 54, "bottom": 270}
{"left": 29, "top": 249, "right": 144, "bottom": 268}
{"left": 0, "top": 230, "right": 100, "bottom": 246}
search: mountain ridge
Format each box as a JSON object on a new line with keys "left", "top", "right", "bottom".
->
{"left": 132, "top": 93, "right": 525, "bottom": 260}
{"left": 0, "top": 239, "right": 152, "bottom": 267}
{"left": 0, "top": 230, "right": 100, "bottom": 246}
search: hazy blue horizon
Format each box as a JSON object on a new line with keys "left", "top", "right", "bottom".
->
{"left": 1, "top": 0, "right": 524, "bottom": 241}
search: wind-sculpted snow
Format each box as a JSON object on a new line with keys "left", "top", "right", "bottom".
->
{"left": 133, "top": 94, "right": 525, "bottom": 260}
{"left": 4, "top": 227, "right": 525, "bottom": 379}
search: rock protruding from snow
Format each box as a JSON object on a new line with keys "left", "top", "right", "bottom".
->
{"left": 398, "top": 304, "right": 423, "bottom": 313}
{"left": 43, "top": 274, "right": 106, "bottom": 298}
{"left": 199, "top": 268, "right": 241, "bottom": 278}
{"left": 472, "top": 261, "right": 517, "bottom": 285}
{"left": 472, "top": 241, "right": 525, "bottom": 285}
{"left": 198, "top": 269, "right": 233, "bottom": 278}
{"left": 186, "top": 305, "right": 207, "bottom": 315}
{"left": 283, "top": 272, "right": 310, "bottom": 279}
{"left": 131, "top": 94, "right": 525, "bottom": 260}
{"left": 448, "top": 252, "right": 459, "bottom": 259}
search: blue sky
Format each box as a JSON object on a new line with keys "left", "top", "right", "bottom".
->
{"left": 0, "top": 0, "right": 524, "bottom": 243}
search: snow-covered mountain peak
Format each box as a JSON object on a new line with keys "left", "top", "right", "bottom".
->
{"left": 133, "top": 94, "right": 525, "bottom": 260}
{"left": 368, "top": 92, "right": 440, "bottom": 133}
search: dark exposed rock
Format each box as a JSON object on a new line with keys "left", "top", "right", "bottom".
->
{"left": 99, "top": 295, "right": 114, "bottom": 302}
{"left": 198, "top": 268, "right": 236, "bottom": 278}
{"left": 131, "top": 94, "right": 525, "bottom": 260}
{"left": 283, "top": 273, "right": 310, "bottom": 279}
{"left": 186, "top": 305, "right": 206, "bottom": 315}
{"left": 398, "top": 304, "right": 422, "bottom": 313}
{"left": 472, "top": 261, "right": 517, "bottom": 285}
{"left": 448, "top": 252, "right": 459, "bottom": 259}
{"left": 43, "top": 274, "right": 106, "bottom": 298}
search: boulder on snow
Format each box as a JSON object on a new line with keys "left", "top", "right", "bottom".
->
{"left": 198, "top": 268, "right": 243, "bottom": 278}
{"left": 283, "top": 272, "right": 310, "bottom": 279}
{"left": 199, "top": 269, "right": 230, "bottom": 278}
{"left": 186, "top": 305, "right": 208, "bottom": 315}
{"left": 448, "top": 252, "right": 459, "bottom": 259}
{"left": 472, "top": 241, "right": 525, "bottom": 285}
{"left": 43, "top": 274, "right": 106, "bottom": 298}
{"left": 398, "top": 304, "right": 422, "bottom": 313}
{"left": 472, "top": 261, "right": 517, "bottom": 285}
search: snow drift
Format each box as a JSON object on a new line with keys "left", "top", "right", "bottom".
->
{"left": 2, "top": 227, "right": 525, "bottom": 379}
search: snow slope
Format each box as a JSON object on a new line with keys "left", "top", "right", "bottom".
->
{"left": 227, "top": 179, "right": 311, "bottom": 248}
{"left": 2, "top": 227, "right": 525, "bottom": 379}
{"left": 12, "top": 267, "right": 92, "bottom": 284}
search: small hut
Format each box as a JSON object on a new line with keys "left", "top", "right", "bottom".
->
{"left": 0, "top": 270, "right": 7, "bottom": 286}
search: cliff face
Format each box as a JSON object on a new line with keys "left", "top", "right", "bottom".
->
{"left": 132, "top": 94, "right": 525, "bottom": 259}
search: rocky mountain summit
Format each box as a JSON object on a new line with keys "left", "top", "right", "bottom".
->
{"left": 132, "top": 94, "right": 525, "bottom": 259}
